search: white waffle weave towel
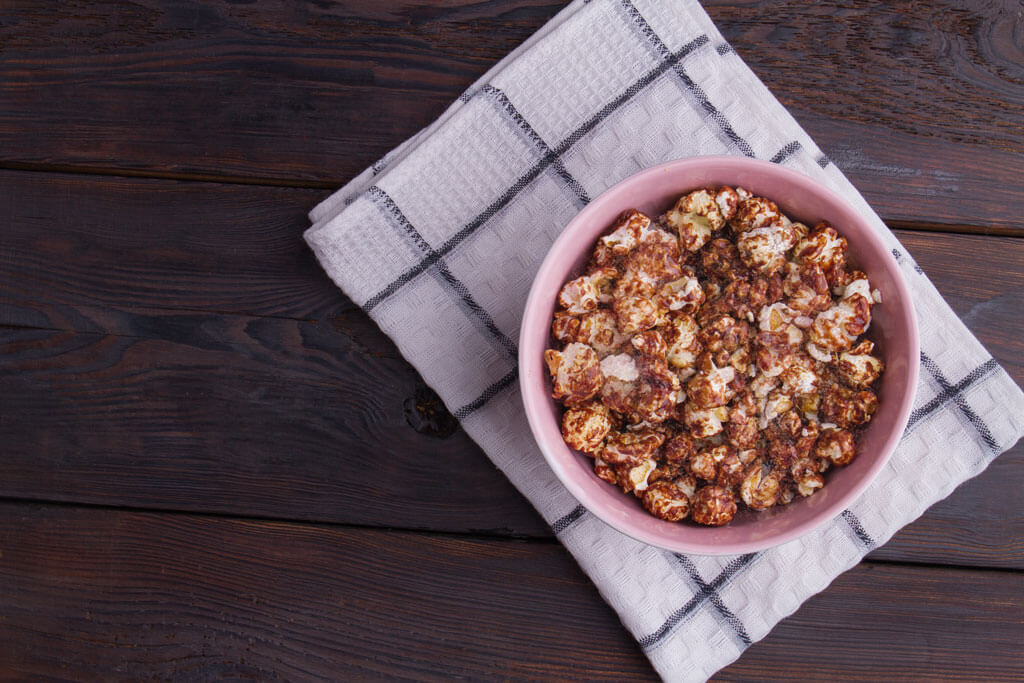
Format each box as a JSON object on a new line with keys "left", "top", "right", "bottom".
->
{"left": 305, "top": 1, "right": 1024, "bottom": 679}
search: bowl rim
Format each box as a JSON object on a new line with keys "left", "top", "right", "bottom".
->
{"left": 519, "top": 155, "right": 919, "bottom": 555}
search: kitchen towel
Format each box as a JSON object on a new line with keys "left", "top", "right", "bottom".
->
{"left": 304, "top": 0, "right": 1024, "bottom": 679}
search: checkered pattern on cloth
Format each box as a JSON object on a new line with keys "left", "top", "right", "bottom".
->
{"left": 305, "top": 1, "right": 1024, "bottom": 679}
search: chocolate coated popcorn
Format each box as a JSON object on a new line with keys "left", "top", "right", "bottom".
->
{"left": 545, "top": 186, "right": 885, "bottom": 526}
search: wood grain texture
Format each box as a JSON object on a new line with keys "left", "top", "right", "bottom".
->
{"left": 0, "top": 170, "right": 1021, "bottom": 565}
{"left": 0, "top": 170, "right": 548, "bottom": 535}
{"left": 868, "top": 443, "right": 1023, "bottom": 567}
{"left": 0, "top": 0, "right": 564, "bottom": 184}
{"left": 0, "top": 503, "right": 652, "bottom": 680}
{"left": 0, "top": 0, "right": 1021, "bottom": 232}
{"left": 705, "top": 0, "right": 1024, "bottom": 235}
{"left": 0, "top": 172, "right": 338, "bottom": 321}
{"left": 0, "top": 503, "right": 1020, "bottom": 681}
{"left": 2, "top": 171, "right": 1020, "bottom": 373}
{"left": 1, "top": 1, "right": 1021, "bottom": 678}
{"left": 716, "top": 563, "right": 1024, "bottom": 682}
{"left": 1, "top": 320, "right": 1019, "bottom": 565}
{"left": 0, "top": 320, "right": 548, "bottom": 535}
{"left": 899, "top": 229, "right": 1024, "bottom": 384}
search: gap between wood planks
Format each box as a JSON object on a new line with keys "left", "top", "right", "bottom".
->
{"left": 2, "top": 161, "right": 1021, "bottom": 238}
{"left": 0, "top": 160, "right": 341, "bottom": 191}
{"left": 0, "top": 494, "right": 1019, "bottom": 577}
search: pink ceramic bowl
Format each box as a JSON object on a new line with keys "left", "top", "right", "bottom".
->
{"left": 520, "top": 156, "right": 918, "bottom": 555}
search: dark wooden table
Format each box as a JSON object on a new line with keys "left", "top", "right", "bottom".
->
{"left": 1, "top": 1, "right": 1021, "bottom": 679}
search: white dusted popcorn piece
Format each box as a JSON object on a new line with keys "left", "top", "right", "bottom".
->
{"left": 836, "top": 342, "right": 885, "bottom": 389}
{"left": 577, "top": 309, "right": 627, "bottom": 357}
{"left": 794, "top": 221, "right": 848, "bottom": 285}
{"left": 682, "top": 404, "right": 729, "bottom": 438}
{"left": 557, "top": 266, "right": 617, "bottom": 314}
{"left": 561, "top": 401, "right": 614, "bottom": 454}
{"left": 737, "top": 221, "right": 797, "bottom": 275}
{"left": 665, "top": 188, "right": 732, "bottom": 252}
{"left": 593, "top": 209, "right": 652, "bottom": 264}
{"left": 657, "top": 275, "right": 704, "bottom": 313}
{"left": 642, "top": 480, "right": 692, "bottom": 521}
{"left": 545, "top": 342, "right": 602, "bottom": 406}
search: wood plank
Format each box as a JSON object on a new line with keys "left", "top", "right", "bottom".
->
{"left": 715, "top": 563, "right": 1024, "bottom": 682}
{"left": 705, "top": 0, "right": 1024, "bottom": 236}
{"left": 789, "top": 115, "right": 1023, "bottom": 238}
{"left": 0, "top": 322, "right": 548, "bottom": 535}
{"left": 869, "top": 442, "right": 1024, "bottom": 567}
{"left": 1, "top": 1, "right": 1021, "bottom": 233}
{"left": 0, "top": 503, "right": 1020, "bottom": 681}
{"left": 0, "top": 172, "right": 338, "bottom": 322}
{"left": 0, "top": 0, "right": 563, "bottom": 184}
{"left": 2, "top": 319, "right": 1019, "bottom": 566}
{"left": 899, "top": 230, "right": 1024, "bottom": 383}
{"left": 1, "top": 171, "right": 1022, "bottom": 564}
{"left": 881, "top": 231, "right": 1024, "bottom": 566}
{"left": 1, "top": 172, "right": 1020, "bottom": 379}
{"left": 0, "top": 169, "right": 546, "bottom": 535}
{"left": 0, "top": 503, "right": 652, "bottom": 680}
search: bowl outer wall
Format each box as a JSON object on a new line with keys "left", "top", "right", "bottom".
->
{"left": 519, "top": 156, "right": 919, "bottom": 555}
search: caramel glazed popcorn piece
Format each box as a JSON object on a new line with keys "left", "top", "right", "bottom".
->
{"left": 545, "top": 190, "right": 885, "bottom": 527}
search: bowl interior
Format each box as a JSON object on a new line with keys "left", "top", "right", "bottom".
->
{"left": 520, "top": 157, "right": 918, "bottom": 555}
